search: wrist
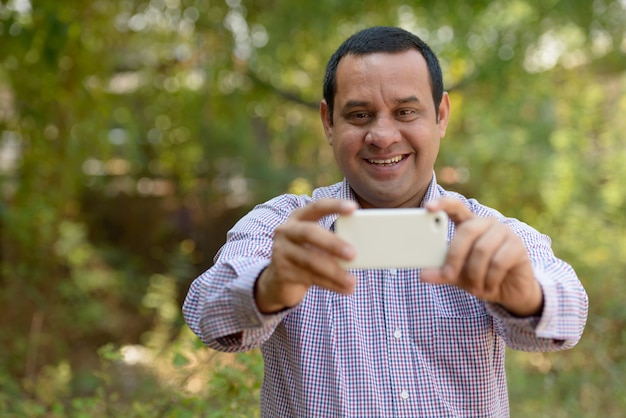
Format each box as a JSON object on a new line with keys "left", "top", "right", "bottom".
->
{"left": 501, "top": 280, "right": 544, "bottom": 317}
{"left": 254, "top": 267, "right": 287, "bottom": 314}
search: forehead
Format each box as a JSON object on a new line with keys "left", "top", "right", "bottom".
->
{"left": 334, "top": 50, "right": 433, "bottom": 106}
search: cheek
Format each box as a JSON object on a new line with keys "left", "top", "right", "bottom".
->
{"left": 335, "top": 136, "right": 354, "bottom": 150}
{"left": 335, "top": 128, "right": 363, "bottom": 150}
{"left": 407, "top": 128, "right": 440, "bottom": 150}
{"left": 335, "top": 140, "right": 361, "bottom": 163}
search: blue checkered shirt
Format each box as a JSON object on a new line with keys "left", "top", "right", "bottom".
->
{"left": 183, "top": 177, "right": 588, "bottom": 417}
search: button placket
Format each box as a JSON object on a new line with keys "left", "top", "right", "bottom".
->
{"left": 383, "top": 269, "right": 416, "bottom": 414}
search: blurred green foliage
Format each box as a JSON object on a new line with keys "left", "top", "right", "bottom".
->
{"left": 1, "top": 0, "right": 625, "bottom": 416}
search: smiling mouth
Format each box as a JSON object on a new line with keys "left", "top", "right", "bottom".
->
{"left": 366, "top": 155, "right": 406, "bottom": 166}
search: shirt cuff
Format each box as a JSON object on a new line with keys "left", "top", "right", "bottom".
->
{"left": 531, "top": 265, "right": 560, "bottom": 339}
{"left": 228, "top": 260, "right": 292, "bottom": 330}
{"left": 485, "top": 265, "right": 558, "bottom": 337}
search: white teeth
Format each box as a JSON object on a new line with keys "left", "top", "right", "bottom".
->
{"left": 368, "top": 155, "right": 403, "bottom": 165}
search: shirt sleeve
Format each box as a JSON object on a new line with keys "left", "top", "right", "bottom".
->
{"left": 485, "top": 261, "right": 588, "bottom": 352}
{"left": 480, "top": 210, "right": 588, "bottom": 352}
{"left": 182, "top": 198, "right": 299, "bottom": 352}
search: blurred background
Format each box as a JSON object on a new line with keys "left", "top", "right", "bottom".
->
{"left": 1, "top": 0, "right": 625, "bottom": 416}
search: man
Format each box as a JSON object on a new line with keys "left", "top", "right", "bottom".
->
{"left": 183, "top": 26, "right": 588, "bottom": 417}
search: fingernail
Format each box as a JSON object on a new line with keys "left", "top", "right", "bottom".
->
{"left": 343, "top": 246, "right": 355, "bottom": 259}
{"left": 425, "top": 200, "right": 439, "bottom": 210}
{"left": 420, "top": 269, "right": 434, "bottom": 282}
{"left": 341, "top": 200, "right": 357, "bottom": 211}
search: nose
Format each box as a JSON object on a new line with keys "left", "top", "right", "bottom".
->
{"left": 364, "top": 116, "right": 401, "bottom": 148}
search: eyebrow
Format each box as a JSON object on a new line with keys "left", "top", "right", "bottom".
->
{"left": 343, "top": 96, "right": 421, "bottom": 110}
{"left": 396, "top": 96, "right": 420, "bottom": 105}
{"left": 343, "top": 100, "right": 370, "bottom": 110}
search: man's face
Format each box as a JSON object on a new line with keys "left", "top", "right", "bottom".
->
{"left": 321, "top": 50, "right": 450, "bottom": 208}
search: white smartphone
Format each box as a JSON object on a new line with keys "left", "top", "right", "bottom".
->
{"left": 334, "top": 208, "right": 449, "bottom": 269}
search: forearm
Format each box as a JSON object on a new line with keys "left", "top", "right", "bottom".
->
{"left": 182, "top": 260, "right": 287, "bottom": 352}
{"left": 182, "top": 198, "right": 304, "bottom": 351}
{"left": 487, "top": 259, "right": 588, "bottom": 351}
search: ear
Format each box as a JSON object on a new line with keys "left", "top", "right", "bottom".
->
{"left": 320, "top": 100, "right": 334, "bottom": 146}
{"left": 436, "top": 91, "right": 451, "bottom": 139}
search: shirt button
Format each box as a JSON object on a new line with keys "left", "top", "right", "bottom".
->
{"left": 393, "top": 329, "right": 402, "bottom": 339}
{"left": 389, "top": 268, "right": 397, "bottom": 275}
{"left": 400, "top": 390, "right": 409, "bottom": 400}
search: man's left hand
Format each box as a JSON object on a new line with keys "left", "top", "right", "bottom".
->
{"left": 421, "top": 198, "right": 544, "bottom": 317}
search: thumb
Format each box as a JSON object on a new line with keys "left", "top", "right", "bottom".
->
{"left": 426, "top": 198, "right": 473, "bottom": 225}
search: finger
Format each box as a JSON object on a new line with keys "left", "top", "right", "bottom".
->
{"left": 442, "top": 217, "right": 495, "bottom": 282}
{"left": 312, "top": 270, "right": 357, "bottom": 294}
{"left": 420, "top": 267, "right": 446, "bottom": 284}
{"left": 277, "top": 221, "right": 355, "bottom": 260}
{"left": 460, "top": 221, "right": 507, "bottom": 293}
{"left": 479, "top": 245, "right": 513, "bottom": 301}
{"left": 425, "top": 197, "right": 474, "bottom": 224}
{"left": 481, "top": 236, "right": 530, "bottom": 298}
{"left": 292, "top": 198, "right": 357, "bottom": 222}
{"left": 283, "top": 242, "right": 356, "bottom": 293}
{"left": 282, "top": 199, "right": 357, "bottom": 259}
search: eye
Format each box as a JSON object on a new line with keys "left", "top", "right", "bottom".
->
{"left": 348, "top": 111, "right": 372, "bottom": 124}
{"left": 396, "top": 108, "right": 418, "bottom": 120}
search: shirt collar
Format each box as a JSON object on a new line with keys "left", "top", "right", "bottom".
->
{"left": 323, "top": 173, "right": 441, "bottom": 229}
{"left": 421, "top": 172, "right": 443, "bottom": 206}
{"left": 337, "top": 172, "right": 442, "bottom": 208}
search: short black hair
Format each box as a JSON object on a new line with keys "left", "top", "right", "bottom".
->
{"left": 322, "top": 26, "right": 444, "bottom": 122}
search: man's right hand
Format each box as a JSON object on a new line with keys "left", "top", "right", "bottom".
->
{"left": 254, "top": 199, "right": 358, "bottom": 314}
